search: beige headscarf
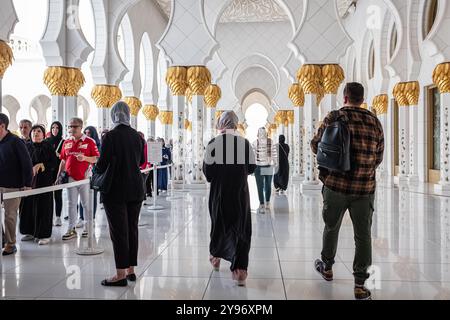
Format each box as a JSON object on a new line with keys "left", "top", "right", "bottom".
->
{"left": 217, "top": 111, "right": 239, "bottom": 133}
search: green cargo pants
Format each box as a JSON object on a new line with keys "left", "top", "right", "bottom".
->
{"left": 321, "top": 186, "right": 375, "bottom": 285}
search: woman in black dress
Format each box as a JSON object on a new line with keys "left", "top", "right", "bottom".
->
{"left": 20, "top": 125, "right": 58, "bottom": 245}
{"left": 47, "top": 121, "right": 64, "bottom": 226}
{"left": 203, "top": 111, "right": 256, "bottom": 286}
{"left": 274, "top": 134, "right": 290, "bottom": 194}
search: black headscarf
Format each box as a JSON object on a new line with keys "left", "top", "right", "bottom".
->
{"left": 84, "top": 126, "right": 101, "bottom": 149}
{"left": 47, "top": 121, "right": 63, "bottom": 151}
{"left": 279, "top": 134, "right": 286, "bottom": 145}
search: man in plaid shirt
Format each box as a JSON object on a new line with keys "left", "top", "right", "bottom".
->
{"left": 310, "top": 82, "right": 384, "bottom": 300}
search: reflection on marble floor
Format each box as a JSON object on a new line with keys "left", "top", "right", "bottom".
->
{"left": 2, "top": 177, "right": 450, "bottom": 300}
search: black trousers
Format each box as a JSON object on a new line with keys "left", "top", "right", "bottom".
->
{"left": 103, "top": 200, "right": 142, "bottom": 269}
{"left": 54, "top": 190, "right": 62, "bottom": 217}
{"left": 146, "top": 172, "right": 153, "bottom": 197}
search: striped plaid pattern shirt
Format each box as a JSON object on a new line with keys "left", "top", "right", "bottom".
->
{"left": 311, "top": 106, "right": 385, "bottom": 195}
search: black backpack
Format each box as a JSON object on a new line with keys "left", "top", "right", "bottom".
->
{"left": 316, "top": 110, "right": 351, "bottom": 172}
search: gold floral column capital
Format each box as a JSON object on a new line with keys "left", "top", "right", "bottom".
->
{"left": 393, "top": 82, "right": 409, "bottom": 107}
{"left": 65, "top": 68, "right": 85, "bottom": 96}
{"left": 297, "top": 64, "right": 323, "bottom": 95}
{"left": 43, "top": 66, "right": 85, "bottom": 96}
{"left": 405, "top": 81, "right": 420, "bottom": 106}
{"left": 361, "top": 103, "right": 368, "bottom": 110}
{"left": 204, "top": 84, "right": 221, "bottom": 108}
{"left": 372, "top": 94, "right": 388, "bottom": 115}
{"left": 159, "top": 111, "right": 173, "bottom": 125}
{"left": 287, "top": 110, "right": 294, "bottom": 125}
{"left": 433, "top": 63, "right": 450, "bottom": 93}
{"left": 322, "top": 64, "right": 345, "bottom": 94}
{"left": 123, "top": 97, "right": 142, "bottom": 116}
{"left": 91, "top": 85, "right": 122, "bottom": 108}
{"left": 142, "top": 104, "right": 159, "bottom": 121}
{"left": 187, "top": 66, "right": 211, "bottom": 95}
{"left": 288, "top": 83, "right": 305, "bottom": 107}
{"left": 0, "top": 40, "right": 13, "bottom": 79}
{"left": 166, "top": 66, "right": 188, "bottom": 96}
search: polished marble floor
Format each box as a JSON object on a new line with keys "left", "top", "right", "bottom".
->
{"left": 1, "top": 178, "right": 450, "bottom": 300}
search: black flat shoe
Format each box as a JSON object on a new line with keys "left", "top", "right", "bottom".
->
{"left": 127, "top": 274, "right": 137, "bottom": 282}
{"left": 101, "top": 278, "right": 128, "bottom": 287}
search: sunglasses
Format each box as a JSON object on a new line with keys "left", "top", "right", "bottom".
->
{"left": 68, "top": 125, "right": 81, "bottom": 129}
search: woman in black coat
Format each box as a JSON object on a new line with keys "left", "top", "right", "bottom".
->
{"left": 20, "top": 125, "right": 58, "bottom": 245}
{"left": 273, "top": 134, "right": 290, "bottom": 193}
{"left": 203, "top": 111, "right": 256, "bottom": 286}
{"left": 96, "top": 101, "right": 145, "bottom": 287}
{"left": 46, "top": 121, "right": 64, "bottom": 226}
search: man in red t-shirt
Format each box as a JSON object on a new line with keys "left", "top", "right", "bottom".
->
{"left": 56, "top": 118, "right": 99, "bottom": 240}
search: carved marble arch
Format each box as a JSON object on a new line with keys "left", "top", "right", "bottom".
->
{"left": 211, "top": 0, "right": 297, "bottom": 36}
{"left": 421, "top": 0, "right": 446, "bottom": 63}
{"left": 90, "top": 0, "right": 141, "bottom": 84}
{"left": 241, "top": 89, "right": 274, "bottom": 118}
{"left": 1, "top": 95, "right": 20, "bottom": 131}
{"left": 420, "top": 0, "right": 439, "bottom": 41}
{"left": 29, "top": 95, "right": 51, "bottom": 126}
{"left": 231, "top": 53, "right": 280, "bottom": 98}
{"left": 140, "top": 32, "right": 155, "bottom": 104}
{"left": 119, "top": 14, "right": 138, "bottom": 91}
{"left": 77, "top": 95, "right": 90, "bottom": 123}
{"left": 359, "top": 29, "right": 374, "bottom": 88}
{"left": 382, "top": 0, "right": 404, "bottom": 67}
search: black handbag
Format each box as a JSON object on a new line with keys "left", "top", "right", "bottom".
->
{"left": 90, "top": 157, "right": 116, "bottom": 193}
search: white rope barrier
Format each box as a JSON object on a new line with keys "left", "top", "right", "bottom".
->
{"left": 0, "top": 163, "right": 174, "bottom": 261}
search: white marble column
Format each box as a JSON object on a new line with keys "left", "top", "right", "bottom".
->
{"left": 97, "top": 108, "right": 110, "bottom": 133}
{"left": 293, "top": 106, "right": 304, "bottom": 179}
{"left": 433, "top": 63, "right": 450, "bottom": 191}
{"left": 91, "top": 85, "right": 122, "bottom": 132}
{"left": 65, "top": 96, "right": 78, "bottom": 125}
{"left": 408, "top": 104, "right": 419, "bottom": 182}
{"left": 205, "top": 106, "right": 216, "bottom": 145}
{"left": 321, "top": 94, "right": 337, "bottom": 116}
{"left": 398, "top": 105, "right": 410, "bottom": 181}
{"left": 302, "top": 94, "right": 321, "bottom": 189}
{"left": 172, "top": 95, "right": 185, "bottom": 184}
{"left": 191, "top": 95, "right": 205, "bottom": 185}
{"left": 438, "top": 93, "right": 450, "bottom": 190}
{"left": 51, "top": 95, "right": 65, "bottom": 123}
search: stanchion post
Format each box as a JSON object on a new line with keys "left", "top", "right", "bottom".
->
{"left": 76, "top": 185, "right": 104, "bottom": 255}
{"left": 0, "top": 192, "right": 4, "bottom": 271}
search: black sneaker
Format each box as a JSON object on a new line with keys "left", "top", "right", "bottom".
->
{"left": 2, "top": 245, "right": 17, "bottom": 256}
{"left": 354, "top": 285, "right": 372, "bottom": 300}
{"left": 314, "top": 259, "right": 333, "bottom": 281}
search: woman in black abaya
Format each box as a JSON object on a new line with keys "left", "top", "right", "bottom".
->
{"left": 20, "top": 125, "right": 58, "bottom": 245}
{"left": 203, "top": 111, "right": 256, "bottom": 286}
{"left": 274, "top": 134, "right": 290, "bottom": 194}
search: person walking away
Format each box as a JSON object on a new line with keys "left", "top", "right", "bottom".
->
{"left": 311, "top": 82, "right": 384, "bottom": 300}
{"left": 19, "top": 125, "right": 58, "bottom": 245}
{"left": 252, "top": 127, "right": 277, "bottom": 213}
{"left": 0, "top": 113, "right": 33, "bottom": 255}
{"left": 46, "top": 121, "right": 64, "bottom": 226}
{"left": 157, "top": 138, "right": 171, "bottom": 194}
{"left": 56, "top": 118, "right": 99, "bottom": 240}
{"left": 96, "top": 101, "right": 146, "bottom": 286}
{"left": 273, "top": 134, "right": 290, "bottom": 194}
{"left": 145, "top": 137, "right": 155, "bottom": 198}
{"left": 203, "top": 111, "right": 256, "bottom": 286}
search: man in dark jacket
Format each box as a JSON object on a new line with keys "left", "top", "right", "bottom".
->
{"left": 310, "top": 83, "right": 384, "bottom": 300}
{"left": 0, "top": 113, "right": 33, "bottom": 255}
